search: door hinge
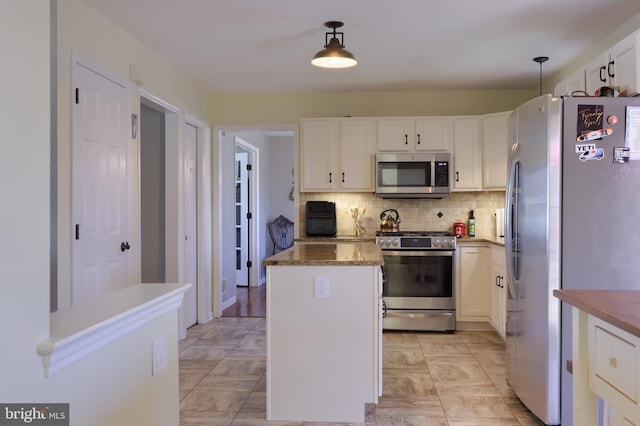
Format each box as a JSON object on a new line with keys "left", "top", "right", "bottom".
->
{"left": 75, "top": 88, "right": 79, "bottom": 104}
{"left": 246, "top": 260, "right": 252, "bottom": 268}
{"left": 75, "top": 224, "right": 79, "bottom": 240}
{"left": 246, "top": 212, "right": 252, "bottom": 219}
{"left": 246, "top": 164, "right": 252, "bottom": 171}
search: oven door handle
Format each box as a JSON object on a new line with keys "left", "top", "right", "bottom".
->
{"left": 385, "top": 311, "right": 454, "bottom": 319}
{"left": 381, "top": 250, "right": 454, "bottom": 257}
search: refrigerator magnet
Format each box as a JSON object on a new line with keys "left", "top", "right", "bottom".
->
{"left": 613, "top": 147, "right": 630, "bottom": 163}
{"left": 579, "top": 148, "right": 605, "bottom": 162}
{"left": 607, "top": 115, "right": 618, "bottom": 125}
{"left": 577, "top": 104, "right": 604, "bottom": 135}
{"left": 576, "top": 128, "right": 612, "bottom": 142}
{"left": 575, "top": 143, "right": 596, "bottom": 153}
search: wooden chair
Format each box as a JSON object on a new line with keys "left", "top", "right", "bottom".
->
{"left": 268, "top": 215, "right": 294, "bottom": 254}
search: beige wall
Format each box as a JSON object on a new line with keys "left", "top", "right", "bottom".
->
{"left": 2, "top": 3, "right": 180, "bottom": 426}
{"left": 210, "top": 89, "right": 536, "bottom": 126}
{"left": 56, "top": 0, "right": 212, "bottom": 307}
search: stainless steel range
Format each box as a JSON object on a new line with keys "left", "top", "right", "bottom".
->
{"left": 376, "top": 230, "right": 456, "bottom": 331}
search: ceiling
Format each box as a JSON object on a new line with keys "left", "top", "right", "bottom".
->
{"left": 84, "top": 0, "right": 640, "bottom": 94}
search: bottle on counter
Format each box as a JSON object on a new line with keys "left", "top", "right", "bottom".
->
{"left": 468, "top": 210, "right": 476, "bottom": 237}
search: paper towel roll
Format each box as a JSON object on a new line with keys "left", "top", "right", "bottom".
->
{"left": 496, "top": 208, "right": 505, "bottom": 238}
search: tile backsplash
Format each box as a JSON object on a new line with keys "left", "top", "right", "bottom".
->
{"left": 300, "top": 191, "right": 506, "bottom": 238}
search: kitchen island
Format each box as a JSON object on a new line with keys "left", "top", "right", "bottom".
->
{"left": 263, "top": 241, "right": 383, "bottom": 423}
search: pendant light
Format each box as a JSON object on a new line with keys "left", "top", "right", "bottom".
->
{"left": 311, "top": 21, "right": 357, "bottom": 69}
{"left": 533, "top": 56, "right": 549, "bottom": 95}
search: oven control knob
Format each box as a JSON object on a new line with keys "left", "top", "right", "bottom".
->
{"left": 433, "top": 238, "right": 441, "bottom": 248}
{"left": 391, "top": 239, "right": 399, "bottom": 246}
{"left": 385, "top": 238, "right": 392, "bottom": 247}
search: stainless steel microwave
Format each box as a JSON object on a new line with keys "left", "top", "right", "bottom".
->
{"left": 375, "top": 152, "right": 451, "bottom": 198}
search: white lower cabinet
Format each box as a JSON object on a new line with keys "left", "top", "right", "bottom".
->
{"left": 490, "top": 245, "right": 506, "bottom": 339}
{"left": 589, "top": 316, "right": 639, "bottom": 426}
{"left": 456, "top": 244, "right": 492, "bottom": 321}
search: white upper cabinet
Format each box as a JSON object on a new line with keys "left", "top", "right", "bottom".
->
{"left": 586, "top": 30, "right": 640, "bottom": 96}
{"left": 300, "top": 118, "right": 374, "bottom": 192}
{"left": 301, "top": 113, "right": 512, "bottom": 193}
{"left": 482, "top": 112, "right": 510, "bottom": 190}
{"left": 300, "top": 119, "right": 336, "bottom": 191}
{"left": 610, "top": 30, "right": 640, "bottom": 96}
{"left": 376, "top": 118, "right": 413, "bottom": 151}
{"left": 554, "top": 68, "right": 586, "bottom": 96}
{"left": 338, "top": 119, "right": 375, "bottom": 191}
{"left": 376, "top": 117, "right": 452, "bottom": 152}
{"left": 452, "top": 117, "right": 482, "bottom": 191}
{"left": 414, "top": 118, "right": 452, "bottom": 151}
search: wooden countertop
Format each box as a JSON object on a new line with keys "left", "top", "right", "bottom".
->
{"left": 554, "top": 289, "right": 640, "bottom": 338}
{"left": 263, "top": 241, "right": 383, "bottom": 266}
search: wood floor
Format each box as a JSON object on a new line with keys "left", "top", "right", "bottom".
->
{"left": 221, "top": 285, "right": 266, "bottom": 317}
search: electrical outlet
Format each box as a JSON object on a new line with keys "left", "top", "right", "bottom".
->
{"left": 314, "top": 276, "right": 329, "bottom": 299}
{"left": 152, "top": 336, "right": 167, "bottom": 376}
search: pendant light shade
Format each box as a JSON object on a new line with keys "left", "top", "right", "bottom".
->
{"left": 311, "top": 21, "right": 357, "bottom": 69}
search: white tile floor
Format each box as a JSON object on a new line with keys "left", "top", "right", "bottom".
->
{"left": 179, "top": 318, "right": 545, "bottom": 425}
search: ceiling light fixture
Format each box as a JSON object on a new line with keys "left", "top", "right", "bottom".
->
{"left": 533, "top": 56, "right": 549, "bottom": 96}
{"left": 311, "top": 21, "right": 357, "bottom": 69}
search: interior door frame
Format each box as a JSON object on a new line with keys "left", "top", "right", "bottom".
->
{"left": 138, "top": 89, "right": 213, "bottom": 333}
{"left": 185, "top": 114, "right": 213, "bottom": 326}
{"left": 212, "top": 124, "right": 299, "bottom": 318}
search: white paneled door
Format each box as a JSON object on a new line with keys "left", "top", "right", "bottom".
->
{"left": 184, "top": 123, "right": 198, "bottom": 327}
{"left": 72, "top": 62, "right": 129, "bottom": 305}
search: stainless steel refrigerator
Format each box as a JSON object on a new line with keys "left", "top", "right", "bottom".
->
{"left": 505, "top": 94, "right": 640, "bottom": 425}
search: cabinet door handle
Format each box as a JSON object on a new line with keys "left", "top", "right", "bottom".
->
{"left": 600, "top": 66, "right": 607, "bottom": 83}
{"left": 456, "top": 171, "right": 460, "bottom": 182}
{"left": 417, "top": 134, "right": 421, "bottom": 144}
{"left": 342, "top": 172, "right": 345, "bottom": 183}
{"left": 329, "top": 172, "right": 332, "bottom": 183}
{"left": 608, "top": 60, "right": 615, "bottom": 78}
{"left": 404, "top": 134, "right": 408, "bottom": 144}
{"left": 495, "top": 276, "right": 500, "bottom": 287}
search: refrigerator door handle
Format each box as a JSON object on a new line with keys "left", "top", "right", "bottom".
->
{"left": 505, "top": 140, "right": 520, "bottom": 298}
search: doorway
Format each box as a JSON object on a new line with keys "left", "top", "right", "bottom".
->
{"left": 139, "top": 90, "right": 213, "bottom": 333}
{"left": 213, "top": 126, "right": 297, "bottom": 318}
{"left": 234, "top": 139, "right": 257, "bottom": 288}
